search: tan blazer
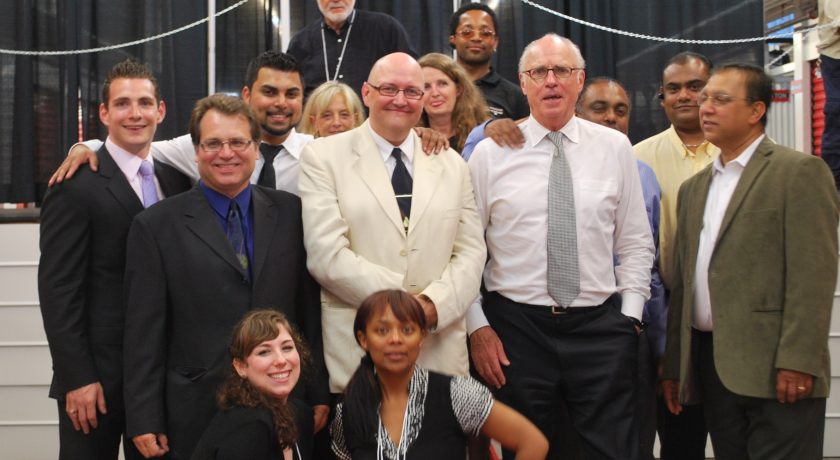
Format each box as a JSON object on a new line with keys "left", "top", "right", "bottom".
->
{"left": 299, "top": 122, "right": 487, "bottom": 392}
{"left": 663, "top": 137, "right": 839, "bottom": 402}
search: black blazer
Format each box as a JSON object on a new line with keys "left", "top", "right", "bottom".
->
{"left": 190, "top": 398, "right": 313, "bottom": 460}
{"left": 123, "top": 185, "right": 326, "bottom": 460}
{"left": 38, "top": 146, "right": 190, "bottom": 399}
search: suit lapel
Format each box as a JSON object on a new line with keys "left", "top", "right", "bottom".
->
{"left": 714, "top": 138, "right": 772, "bottom": 249}
{"left": 182, "top": 187, "right": 246, "bottom": 275}
{"left": 99, "top": 147, "right": 144, "bottom": 217}
{"left": 407, "top": 136, "right": 442, "bottom": 235}
{"left": 251, "top": 187, "right": 278, "bottom": 284}
{"left": 352, "top": 123, "right": 406, "bottom": 235}
{"left": 684, "top": 166, "right": 713, "bottom": 275}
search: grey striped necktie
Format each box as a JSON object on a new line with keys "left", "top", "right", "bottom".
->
{"left": 546, "top": 131, "right": 579, "bottom": 307}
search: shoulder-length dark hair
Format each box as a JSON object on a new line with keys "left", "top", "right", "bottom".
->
{"left": 216, "top": 309, "right": 311, "bottom": 449}
{"left": 341, "top": 290, "right": 427, "bottom": 450}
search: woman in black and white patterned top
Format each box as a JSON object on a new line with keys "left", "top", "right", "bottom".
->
{"left": 331, "top": 290, "right": 547, "bottom": 459}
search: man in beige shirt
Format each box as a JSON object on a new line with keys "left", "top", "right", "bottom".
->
{"left": 632, "top": 51, "right": 717, "bottom": 460}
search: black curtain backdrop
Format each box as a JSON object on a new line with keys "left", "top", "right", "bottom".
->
{"left": 0, "top": 0, "right": 763, "bottom": 204}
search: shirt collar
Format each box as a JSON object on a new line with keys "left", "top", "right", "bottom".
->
{"left": 665, "top": 125, "right": 717, "bottom": 159}
{"left": 366, "top": 123, "right": 416, "bottom": 164}
{"left": 199, "top": 180, "right": 253, "bottom": 220}
{"left": 321, "top": 9, "right": 356, "bottom": 34}
{"left": 475, "top": 67, "right": 501, "bottom": 86}
{"left": 262, "top": 128, "right": 312, "bottom": 161}
{"left": 105, "top": 137, "right": 153, "bottom": 182}
{"left": 712, "top": 134, "right": 764, "bottom": 175}
{"left": 524, "top": 115, "right": 581, "bottom": 148}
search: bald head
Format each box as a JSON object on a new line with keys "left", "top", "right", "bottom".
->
{"left": 362, "top": 53, "right": 426, "bottom": 145}
{"left": 518, "top": 34, "right": 586, "bottom": 131}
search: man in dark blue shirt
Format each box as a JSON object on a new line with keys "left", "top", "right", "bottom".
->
{"left": 122, "top": 94, "right": 326, "bottom": 459}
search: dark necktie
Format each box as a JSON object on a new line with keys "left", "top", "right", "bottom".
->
{"left": 226, "top": 201, "right": 250, "bottom": 281}
{"left": 391, "top": 148, "right": 412, "bottom": 229}
{"left": 258, "top": 143, "right": 283, "bottom": 188}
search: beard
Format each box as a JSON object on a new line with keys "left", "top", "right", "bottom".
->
{"left": 319, "top": 1, "right": 354, "bottom": 25}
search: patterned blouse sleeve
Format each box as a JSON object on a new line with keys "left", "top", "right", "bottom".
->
{"left": 330, "top": 403, "right": 352, "bottom": 460}
{"left": 450, "top": 375, "right": 494, "bottom": 435}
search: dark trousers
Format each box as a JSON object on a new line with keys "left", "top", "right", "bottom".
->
{"left": 56, "top": 389, "right": 142, "bottom": 460}
{"left": 485, "top": 292, "right": 639, "bottom": 460}
{"left": 636, "top": 331, "right": 656, "bottom": 460}
{"left": 822, "top": 54, "right": 840, "bottom": 193}
{"left": 655, "top": 397, "right": 707, "bottom": 460}
{"left": 694, "top": 330, "right": 826, "bottom": 460}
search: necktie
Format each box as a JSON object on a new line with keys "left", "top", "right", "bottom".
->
{"left": 226, "top": 201, "right": 250, "bottom": 281}
{"left": 546, "top": 131, "right": 579, "bottom": 307}
{"left": 258, "top": 143, "right": 283, "bottom": 188}
{"left": 391, "top": 148, "right": 413, "bottom": 230}
{"left": 138, "top": 160, "right": 159, "bottom": 208}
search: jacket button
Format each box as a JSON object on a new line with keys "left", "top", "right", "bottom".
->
{"left": 399, "top": 249, "right": 407, "bottom": 257}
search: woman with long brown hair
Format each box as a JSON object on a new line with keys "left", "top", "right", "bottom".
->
{"left": 192, "top": 310, "right": 313, "bottom": 460}
{"left": 418, "top": 53, "right": 489, "bottom": 153}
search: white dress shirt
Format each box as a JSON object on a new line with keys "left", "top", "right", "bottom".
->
{"left": 104, "top": 137, "right": 165, "bottom": 204}
{"left": 81, "top": 129, "right": 314, "bottom": 195}
{"left": 692, "top": 135, "right": 764, "bottom": 331}
{"left": 466, "top": 116, "right": 654, "bottom": 331}
{"left": 367, "top": 123, "right": 416, "bottom": 178}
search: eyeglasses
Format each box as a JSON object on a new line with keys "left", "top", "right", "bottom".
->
{"left": 521, "top": 65, "right": 582, "bottom": 82}
{"left": 366, "top": 83, "right": 425, "bottom": 100}
{"left": 454, "top": 28, "right": 495, "bottom": 39}
{"left": 697, "top": 93, "right": 753, "bottom": 107}
{"left": 199, "top": 138, "right": 254, "bottom": 153}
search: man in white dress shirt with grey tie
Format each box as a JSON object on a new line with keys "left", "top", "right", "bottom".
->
{"left": 466, "top": 34, "right": 654, "bottom": 460}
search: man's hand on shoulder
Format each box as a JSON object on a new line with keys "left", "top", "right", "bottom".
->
{"left": 485, "top": 118, "right": 525, "bottom": 149}
{"left": 414, "top": 127, "right": 449, "bottom": 155}
{"left": 65, "top": 381, "right": 107, "bottom": 434}
{"left": 49, "top": 144, "right": 99, "bottom": 186}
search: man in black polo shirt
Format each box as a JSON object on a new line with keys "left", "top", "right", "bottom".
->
{"left": 287, "top": 0, "right": 417, "bottom": 97}
{"left": 449, "top": 3, "right": 529, "bottom": 120}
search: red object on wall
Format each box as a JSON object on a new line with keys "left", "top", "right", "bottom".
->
{"left": 813, "top": 59, "right": 825, "bottom": 156}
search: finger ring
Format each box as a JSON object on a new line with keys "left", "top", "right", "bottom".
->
{"left": 797, "top": 386, "right": 806, "bottom": 390}
{"left": 69, "top": 409, "right": 77, "bottom": 414}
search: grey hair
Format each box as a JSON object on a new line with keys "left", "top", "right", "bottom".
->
{"left": 518, "top": 33, "right": 586, "bottom": 73}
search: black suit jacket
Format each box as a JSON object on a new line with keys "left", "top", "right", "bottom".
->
{"left": 123, "top": 185, "right": 326, "bottom": 459}
{"left": 38, "top": 146, "right": 190, "bottom": 399}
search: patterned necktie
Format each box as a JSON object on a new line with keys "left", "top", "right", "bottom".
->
{"left": 391, "top": 148, "right": 413, "bottom": 230}
{"left": 258, "top": 143, "right": 283, "bottom": 188}
{"left": 138, "top": 160, "right": 159, "bottom": 208}
{"left": 546, "top": 131, "right": 579, "bottom": 307}
{"left": 226, "top": 201, "right": 250, "bottom": 281}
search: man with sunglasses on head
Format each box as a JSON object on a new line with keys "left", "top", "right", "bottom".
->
{"left": 662, "top": 64, "right": 839, "bottom": 460}
{"left": 449, "top": 3, "right": 528, "bottom": 121}
{"left": 299, "top": 52, "right": 486, "bottom": 396}
{"left": 466, "top": 34, "right": 653, "bottom": 459}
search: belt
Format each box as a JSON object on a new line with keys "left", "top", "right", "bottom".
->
{"left": 547, "top": 304, "right": 605, "bottom": 315}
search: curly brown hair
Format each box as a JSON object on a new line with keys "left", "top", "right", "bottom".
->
{"left": 216, "top": 309, "right": 311, "bottom": 449}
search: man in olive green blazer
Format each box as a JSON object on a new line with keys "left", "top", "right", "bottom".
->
{"left": 662, "top": 64, "right": 839, "bottom": 459}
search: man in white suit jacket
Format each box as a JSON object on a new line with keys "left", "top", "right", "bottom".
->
{"left": 299, "top": 52, "right": 486, "bottom": 392}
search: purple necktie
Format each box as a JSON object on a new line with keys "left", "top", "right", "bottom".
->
{"left": 138, "top": 160, "right": 159, "bottom": 208}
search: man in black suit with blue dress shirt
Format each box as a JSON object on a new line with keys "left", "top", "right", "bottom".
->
{"left": 122, "top": 94, "right": 326, "bottom": 459}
